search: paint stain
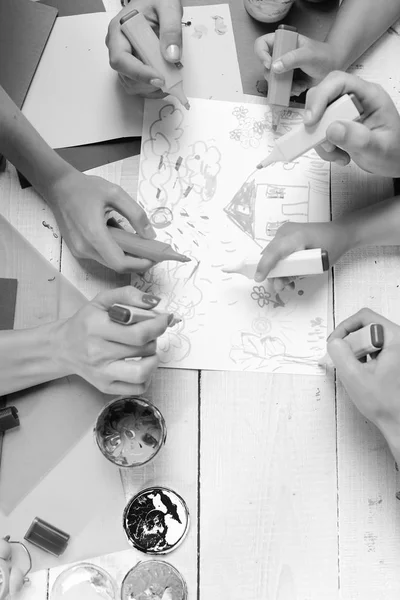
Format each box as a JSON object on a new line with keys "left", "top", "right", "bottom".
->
{"left": 364, "top": 531, "right": 377, "bottom": 553}
{"left": 298, "top": 290, "right": 304, "bottom": 296}
{"left": 211, "top": 15, "right": 227, "bottom": 35}
{"left": 42, "top": 220, "right": 58, "bottom": 238}
{"left": 256, "top": 79, "right": 268, "bottom": 95}
{"left": 192, "top": 24, "right": 208, "bottom": 39}
{"left": 368, "top": 496, "right": 383, "bottom": 506}
{"left": 183, "top": 185, "right": 193, "bottom": 197}
{"left": 175, "top": 156, "right": 183, "bottom": 171}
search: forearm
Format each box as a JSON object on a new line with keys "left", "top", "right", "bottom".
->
{"left": 0, "top": 321, "right": 69, "bottom": 395}
{"left": 326, "top": 0, "right": 400, "bottom": 70}
{"left": 339, "top": 196, "right": 400, "bottom": 249}
{"left": 0, "top": 85, "right": 74, "bottom": 197}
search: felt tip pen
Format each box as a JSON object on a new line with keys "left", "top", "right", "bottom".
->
{"left": 319, "top": 323, "right": 384, "bottom": 367}
{"left": 257, "top": 93, "right": 363, "bottom": 169}
{"left": 267, "top": 25, "right": 298, "bottom": 132}
{"left": 109, "top": 227, "right": 191, "bottom": 264}
{"left": 222, "top": 248, "right": 329, "bottom": 280}
{"left": 120, "top": 9, "right": 190, "bottom": 110}
{"left": 109, "top": 303, "right": 182, "bottom": 328}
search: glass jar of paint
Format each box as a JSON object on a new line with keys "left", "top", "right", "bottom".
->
{"left": 243, "top": 0, "right": 295, "bottom": 23}
{"left": 94, "top": 396, "right": 167, "bottom": 468}
{"left": 121, "top": 560, "right": 188, "bottom": 600}
{"left": 51, "top": 563, "right": 118, "bottom": 600}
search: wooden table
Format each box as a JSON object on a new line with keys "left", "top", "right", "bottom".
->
{"left": 2, "top": 1, "right": 400, "bottom": 598}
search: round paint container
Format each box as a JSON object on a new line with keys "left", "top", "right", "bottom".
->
{"left": 243, "top": 0, "right": 295, "bottom": 23}
{"left": 121, "top": 560, "right": 187, "bottom": 600}
{"left": 123, "top": 487, "right": 190, "bottom": 554}
{"left": 51, "top": 563, "right": 118, "bottom": 600}
{"left": 94, "top": 396, "right": 166, "bottom": 468}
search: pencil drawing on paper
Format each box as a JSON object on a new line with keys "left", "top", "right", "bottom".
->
{"left": 136, "top": 98, "right": 330, "bottom": 374}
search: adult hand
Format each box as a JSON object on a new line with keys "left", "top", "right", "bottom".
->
{"left": 47, "top": 170, "right": 156, "bottom": 273}
{"left": 59, "top": 286, "right": 169, "bottom": 395}
{"left": 255, "top": 220, "right": 350, "bottom": 289}
{"left": 254, "top": 33, "right": 339, "bottom": 93}
{"left": 304, "top": 71, "right": 400, "bottom": 177}
{"left": 106, "top": 0, "right": 183, "bottom": 97}
{"left": 327, "top": 309, "right": 400, "bottom": 453}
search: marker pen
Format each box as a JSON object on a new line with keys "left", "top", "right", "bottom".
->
{"left": 109, "top": 227, "right": 191, "bottom": 264}
{"left": 319, "top": 323, "right": 384, "bottom": 367}
{"left": 267, "top": 25, "right": 298, "bottom": 131}
{"left": 222, "top": 248, "right": 329, "bottom": 280}
{"left": 120, "top": 9, "right": 189, "bottom": 109}
{"left": 257, "top": 93, "right": 363, "bottom": 169}
{"left": 109, "top": 303, "right": 182, "bottom": 328}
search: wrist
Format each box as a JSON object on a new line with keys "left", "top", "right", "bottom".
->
{"left": 376, "top": 416, "right": 400, "bottom": 462}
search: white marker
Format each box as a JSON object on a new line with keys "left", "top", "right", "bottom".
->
{"left": 222, "top": 248, "right": 329, "bottom": 279}
{"left": 120, "top": 10, "right": 190, "bottom": 109}
{"left": 319, "top": 323, "right": 384, "bottom": 367}
{"left": 257, "top": 93, "right": 363, "bottom": 169}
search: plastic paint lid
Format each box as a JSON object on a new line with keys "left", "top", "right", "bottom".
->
{"left": 121, "top": 560, "right": 187, "bottom": 600}
{"left": 51, "top": 563, "right": 118, "bottom": 600}
{"left": 123, "top": 487, "right": 190, "bottom": 555}
{"left": 94, "top": 397, "right": 167, "bottom": 468}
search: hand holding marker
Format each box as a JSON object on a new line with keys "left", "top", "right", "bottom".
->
{"left": 120, "top": 9, "right": 190, "bottom": 109}
{"left": 320, "top": 323, "right": 384, "bottom": 367}
{"left": 223, "top": 249, "right": 329, "bottom": 280}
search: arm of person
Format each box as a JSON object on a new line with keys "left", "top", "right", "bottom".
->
{"left": 0, "top": 85, "right": 155, "bottom": 272}
{"left": 254, "top": 0, "right": 400, "bottom": 88}
{"left": 0, "top": 287, "right": 168, "bottom": 396}
{"left": 327, "top": 309, "right": 400, "bottom": 466}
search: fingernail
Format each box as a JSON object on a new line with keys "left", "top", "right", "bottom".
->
{"left": 150, "top": 78, "right": 164, "bottom": 88}
{"left": 263, "top": 60, "right": 271, "bottom": 69}
{"left": 303, "top": 109, "right": 312, "bottom": 123}
{"left": 166, "top": 44, "right": 181, "bottom": 62}
{"left": 143, "top": 294, "right": 161, "bottom": 306}
{"left": 143, "top": 224, "right": 157, "bottom": 239}
{"left": 167, "top": 313, "right": 175, "bottom": 326}
{"left": 336, "top": 159, "right": 348, "bottom": 167}
{"left": 254, "top": 272, "right": 264, "bottom": 282}
{"left": 331, "top": 122, "right": 346, "bottom": 143}
{"left": 272, "top": 60, "right": 284, "bottom": 73}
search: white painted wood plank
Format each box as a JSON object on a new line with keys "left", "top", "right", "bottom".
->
{"left": 332, "top": 163, "right": 400, "bottom": 598}
{"left": 17, "top": 569, "right": 48, "bottom": 600}
{"left": 200, "top": 371, "right": 338, "bottom": 599}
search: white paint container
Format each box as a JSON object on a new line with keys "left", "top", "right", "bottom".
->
{"left": 243, "top": 0, "right": 295, "bottom": 23}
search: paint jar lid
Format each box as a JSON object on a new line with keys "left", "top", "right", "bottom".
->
{"left": 123, "top": 487, "right": 190, "bottom": 554}
{"left": 121, "top": 560, "right": 187, "bottom": 600}
{"left": 94, "top": 396, "right": 167, "bottom": 468}
{"left": 51, "top": 563, "right": 118, "bottom": 599}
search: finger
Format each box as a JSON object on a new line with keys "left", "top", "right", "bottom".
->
{"left": 304, "top": 71, "right": 380, "bottom": 126}
{"left": 109, "top": 354, "right": 160, "bottom": 384}
{"left": 320, "top": 141, "right": 336, "bottom": 152}
{"left": 254, "top": 34, "right": 274, "bottom": 67}
{"left": 94, "top": 285, "right": 162, "bottom": 311}
{"left": 105, "top": 314, "right": 169, "bottom": 346}
{"left": 94, "top": 225, "right": 153, "bottom": 273}
{"left": 326, "top": 120, "right": 379, "bottom": 159}
{"left": 255, "top": 231, "right": 303, "bottom": 282}
{"left": 327, "top": 338, "right": 363, "bottom": 382}
{"left": 314, "top": 143, "right": 350, "bottom": 166}
{"left": 273, "top": 277, "right": 293, "bottom": 293}
{"left": 156, "top": 0, "right": 183, "bottom": 62}
{"left": 111, "top": 188, "right": 156, "bottom": 240}
{"left": 99, "top": 340, "right": 158, "bottom": 361}
{"left": 272, "top": 44, "right": 315, "bottom": 74}
{"left": 110, "top": 50, "right": 164, "bottom": 86}
{"left": 118, "top": 74, "right": 165, "bottom": 97}
{"left": 328, "top": 308, "right": 387, "bottom": 342}
{"left": 105, "top": 380, "right": 150, "bottom": 397}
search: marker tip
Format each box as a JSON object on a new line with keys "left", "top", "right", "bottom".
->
{"left": 256, "top": 163, "right": 263, "bottom": 170}
{"left": 184, "top": 102, "right": 190, "bottom": 110}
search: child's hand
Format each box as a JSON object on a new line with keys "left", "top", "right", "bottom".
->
{"left": 46, "top": 171, "right": 156, "bottom": 273}
{"left": 305, "top": 71, "right": 400, "bottom": 177}
{"left": 327, "top": 309, "right": 400, "bottom": 458}
{"left": 58, "top": 286, "right": 168, "bottom": 396}
{"left": 255, "top": 221, "right": 350, "bottom": 289}
{"left": 254, "top": 33, "right": 340, "bottom": 92}
{"left": 106, "top": 0, "right": 183, "bottom": 97}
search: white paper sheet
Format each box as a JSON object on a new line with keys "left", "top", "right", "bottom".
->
{"left": 134, "top": 98, "right": 330, "bottom": 375}
{"left": 22, "top": 5, "right": 242, "bottom": 149}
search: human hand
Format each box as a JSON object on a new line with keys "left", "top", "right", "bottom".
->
{"left": 254, "top": 33, "right": 340, "bottom": 93}
{"left": 327, "top": 309, "right": 400, "bottom": 454}
{"left": 106, "top": 0, "right": 183, "bottom": 97}
{"left": 58, "top": 286, "right": 169, "bottom": 396}
{"left": 46, "top": 170, "right": 156, "bottom": 273}
{"left": 255, "top": 220, "right": 350, "bottom": 289}
{"left": 304, "top": 71, "right": 400, "bottom": 177}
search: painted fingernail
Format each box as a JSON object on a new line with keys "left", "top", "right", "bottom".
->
{"left": 303, "top": 109, "right": 312, "bottom": 123}
{"left": 254, "top": 272, "right": 264, "bottom": 282}
{"left": 272, "top": 60, "right": 284, "bottom": 73}
{"left": 167, "top": 313, "right": 175, "bottom": 326}
{"left": 150, "top": 78, "right": 164, "bottom": 88}
{"left": 166, "top": 44, "right": 181, "bottom": 62}
{"left": 144, "top": 224, "right": 157, "bottom": 239}
{"left": 336, "top": 159, "right": 348, "bottom": 167}
{"left": 143, "top": 294, "right": 161, "bottom": 306}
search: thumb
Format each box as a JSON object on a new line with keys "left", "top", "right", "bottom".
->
{"left": 272, "top": 46, "right": 314, "bottom": 74}
{"left": 326, "top": 120, "right": 374, "bottom": 157}
{"left": 157, "top": 0, "right": 183, "bottom": 62}
{"left": 327, "top": 338, "right": 363, "bottom": 382}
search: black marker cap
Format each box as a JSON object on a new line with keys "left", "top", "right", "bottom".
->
{"left": 277, "top": 25, "right": 297, "bottom": 33}
{"left": 370, "top": 323, "right": 384, "bottom": 349}
{"left": 25, "top": 518, "right": 70, "bottom": 556}
{"left": 321, "top": 250, "right": 330, "bottom": 272}
{"left": 120, "top": 9, "right": 139, "bottom": 25}
{"left": 0, "top": 407, "right": 19, "bottom": 432}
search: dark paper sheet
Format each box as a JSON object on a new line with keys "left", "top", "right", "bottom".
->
{"left": 0, "top": 0, "right": 57, "bottom": 108}
{"left": 0, "top": 279, "right": 17, "bottom": 331}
